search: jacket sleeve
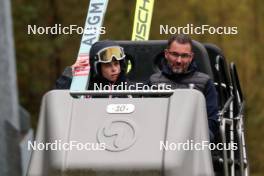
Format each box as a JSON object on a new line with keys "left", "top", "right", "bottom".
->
{"left": 204, "top": 79, "right": 219, "bottom": 141}
{"left": 54, "top": 66, "right": 73, "bottom": 89}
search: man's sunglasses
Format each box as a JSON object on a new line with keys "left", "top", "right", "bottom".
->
{"left": 96, "top": 46, "right": 126, "bottom": 63}
{"left": 167, "top": 51, "right": 193, "bottom": 59}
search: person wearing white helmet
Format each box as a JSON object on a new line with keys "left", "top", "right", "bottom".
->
{"left": 55, "top": 40, "right": 129, "bottom": 90}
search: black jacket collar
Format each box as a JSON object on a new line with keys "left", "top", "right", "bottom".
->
{"left": 161, "top": 59, "right": 197, "bottom": 81}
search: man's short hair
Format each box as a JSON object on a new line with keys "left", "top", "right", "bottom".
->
{"left": 167, "top": 34, "right": 193, "bottom": 50}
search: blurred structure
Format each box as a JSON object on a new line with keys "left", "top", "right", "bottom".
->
{"left": 0, "top": 0, "right": 33, "bottom": 175}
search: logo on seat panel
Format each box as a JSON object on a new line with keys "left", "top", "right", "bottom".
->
{"left": 97, "top": 118, "right": 138, "bottom": 152}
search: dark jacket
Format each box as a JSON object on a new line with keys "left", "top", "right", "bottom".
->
{"left": 149, "top": 60, "right": 219, "bottom": 141}
{"left": 55, "top": 67, "right": 73, "bottom": 89}
{"left": 55, "top": 66, "right": 131, "bottom": 89}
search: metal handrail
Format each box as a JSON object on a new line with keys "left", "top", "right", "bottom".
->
{"left": 218, "top": 95, "right": 234, "bottom": 118}
{"left": 70, "top": 90, "right": 175, "bottom": 96}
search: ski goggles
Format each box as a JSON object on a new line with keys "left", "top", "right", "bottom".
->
{"left": 96, "top": 46, "right": 126, "bottom": 63}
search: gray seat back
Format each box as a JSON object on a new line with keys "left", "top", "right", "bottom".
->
{"left": 28, "top": 90, "right": 214, "bottom": 176}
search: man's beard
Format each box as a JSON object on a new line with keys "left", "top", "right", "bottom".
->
{"left": 169, "top": 62, "right": 190, "bottom": 74}
{"left": 171, "top": 67, "right": 184, "bottom": 73}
